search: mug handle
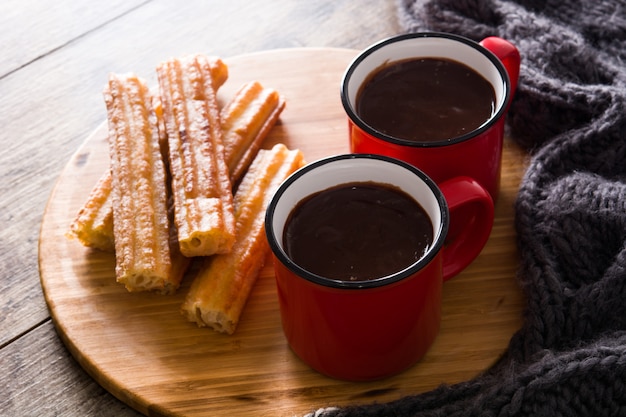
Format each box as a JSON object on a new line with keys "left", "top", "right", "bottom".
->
{"left": 480, "top": 37, "right": 521, "bottom": 99}
{"left": 439, "top": 176, "right": 495, "bottom": 281}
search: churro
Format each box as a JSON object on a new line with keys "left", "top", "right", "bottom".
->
{"left": 104, "top": 73, "right": 186, "bottom": 294}
{"left": 66, "top": 170, "right": 115, "bottom": 252}
{"left": 157, "top": 54, "right": 236, "bottom": 257}
{"left": 181, "top": 143, "right": 304, "bottom": 334}
{"left": 221, "top": 81, "right": 286, "bottom": 184}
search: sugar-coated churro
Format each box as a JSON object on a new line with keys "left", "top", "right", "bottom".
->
{"left": 66, "top": 170, "right": 115, "bottom": 252}
{"left": 221, "top": 81, "right": 286, "bottom": 185}
{"left": 104, "top": 73, "right": 187, "bottom": 294}
{"left": 157, "top": 54, "right": 236, "bottom": 257}
{"left": 181, "top": 143, "right": 304, "bottom": 334}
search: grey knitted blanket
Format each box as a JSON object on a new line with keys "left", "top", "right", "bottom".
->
{"left": 311, "top": 0, "right": 626, "bottom": 415}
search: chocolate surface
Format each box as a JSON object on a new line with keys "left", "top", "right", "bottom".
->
{"left": 356, "top": 57, "right": 495, "bottom": 142}
{"left": 283, "top": 181, "right": 433, "bottom": 281}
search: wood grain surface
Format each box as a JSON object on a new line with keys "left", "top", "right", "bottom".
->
{"left": 39, "top": 48, "right": 527, "bottom": 417}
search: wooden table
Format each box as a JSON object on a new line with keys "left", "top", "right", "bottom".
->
{"left": 1, "top": 2, "right": 527, "bottom": 416}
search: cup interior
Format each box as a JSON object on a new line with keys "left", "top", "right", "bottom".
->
{"left": 266, "top": 154, "right": 448, "bottom": 288}
{"left": 342, "top": 33, "right": 510, "bottom": 144}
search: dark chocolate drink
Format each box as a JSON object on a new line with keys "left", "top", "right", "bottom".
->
{"left": 356, "top": 57, "right": 496, "bottom": 142}
{"left": 283, "top": 181, "right": 433, "bottom": 281}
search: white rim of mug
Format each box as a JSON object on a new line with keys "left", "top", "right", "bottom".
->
{"left": 265, "top": 153, "right": 450, "bottom": 289}
{"left": 340, "top": 32, "right": 512, "bottom": 148}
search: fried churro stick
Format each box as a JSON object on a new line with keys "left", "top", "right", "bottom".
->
{"left": 104, "top": 73, "right": 187, "bottom": 294}
{"left": 221, "top": 81, "right": 285, "bottom": 184}
{"left": 67, "top": 56, "right": 228, "bottom": 252}
{"left": 157, "top": 54, "right": 236, "bottom": 258}
{"left": 181, "top": 144, "right": 304, "bottom": 334}
{"left": 66, "top": 170, "right": 115, "bottom": 252}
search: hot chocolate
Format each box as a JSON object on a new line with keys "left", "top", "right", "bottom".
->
{"left": 283, "top": 181, "right": 433, "bottom": 281}
{"left": 356, "top": 57, "right": 496, "bottom": 142}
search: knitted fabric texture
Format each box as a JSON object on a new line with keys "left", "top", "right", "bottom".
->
{"left": 310, "top": 0, "right": 626, "bottom": 415}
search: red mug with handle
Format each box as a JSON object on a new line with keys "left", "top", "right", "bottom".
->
{"left": 341, "top": 32, "right": 521, "bottom": 203}
{"left": 265, "top": 154, "right": 494, "bottom": 381}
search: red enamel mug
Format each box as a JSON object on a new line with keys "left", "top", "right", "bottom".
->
{"left": 341, "top": 32, "right": 520, "bottom": 202}
{"left": 265, "top": 154, "right": 494, "bottom": 381}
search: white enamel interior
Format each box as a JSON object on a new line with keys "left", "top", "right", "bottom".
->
{"left": 270, "top": 157, "right": 443, "bottom": 253}
{"left": 346, "top": 36, "right": 507, "bottom": 116}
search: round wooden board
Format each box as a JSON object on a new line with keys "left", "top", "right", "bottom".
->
{"left": 39, "top": 48, "right": 528, "bottom": 417}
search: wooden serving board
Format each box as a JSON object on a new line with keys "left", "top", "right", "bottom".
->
{"left": 39, "top": 48, "right": 528, "bottom": 417}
